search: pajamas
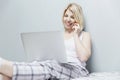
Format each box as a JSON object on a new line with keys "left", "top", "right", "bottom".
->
{"left": 12, "top": 60, "right": 89, "bottom": 80}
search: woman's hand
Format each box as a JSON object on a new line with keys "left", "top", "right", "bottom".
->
{"left": 72, "top": 23, "right": 81, "bottom": 36}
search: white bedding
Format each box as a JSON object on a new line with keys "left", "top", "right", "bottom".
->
{"left": 0, "top": 72, "right": 120, "bottom": 80}
{"left": 72, "top": 72, "right": 120, "bottom": 80}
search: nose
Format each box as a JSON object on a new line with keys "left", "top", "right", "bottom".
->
{"left": 67, "top": 17, "right": 71, "bottom": 22}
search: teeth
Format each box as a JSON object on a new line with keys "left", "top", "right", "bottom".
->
{"left": 67, "top": 23, "right": 72, "bottom": 26}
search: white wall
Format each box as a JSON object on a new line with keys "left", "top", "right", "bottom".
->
{"left": 0, "top": 0, "right": 68, "bottom": 61}
{"left": 70, "top": 0, "right": 120, "bottom": 72}
{"left": 0, "top": 0, "right": 120, "bottom": 72}
{"left": 86, "top": 0, "right": 120, "bottom": 72}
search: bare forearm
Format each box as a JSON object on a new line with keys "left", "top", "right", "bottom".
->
{"left": 0, "top": 59, "right": 13, "bottom": 78}
{"left": 0, "top": 74, "right": 11, "bottom": 80}
{"left": 73, "top": 35, "right": 90, "bottom": 62}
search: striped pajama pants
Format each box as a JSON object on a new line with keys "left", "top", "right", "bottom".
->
{"left": 12, "top": 60, "right": 89, "bottom": 80}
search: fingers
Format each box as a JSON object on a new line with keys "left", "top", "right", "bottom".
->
{"left": 72, "top": 25, "right": 80, "bottom": 31}
{"left": 72, "top": 23, "right": 82, "bottom": 36}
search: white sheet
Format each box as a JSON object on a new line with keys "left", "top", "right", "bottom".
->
{"left": 72, "top": 72, "right": 120, "bottom": 80}
{"left": 0, "top": 72, "right": 120, "bottom": 80}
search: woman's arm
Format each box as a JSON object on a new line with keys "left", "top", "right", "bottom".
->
{"left": 0, "top": 74, "right": 11, "bottom": 80}
{"left": 73, "top": 32, "right": 91, "bottom": 62}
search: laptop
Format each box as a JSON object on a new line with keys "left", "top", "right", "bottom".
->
{"left": 21, "top": 31, "right": 67, "bottom": 63}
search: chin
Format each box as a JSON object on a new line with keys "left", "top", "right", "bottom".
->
{"left": 65, "top": 28, "right": 72, "bottom": 32}
{"left": 65, "top": 27, "right": 71, "bottom": 30}
{"left": 66, "top": 25, "right": 72, "bottom": 28}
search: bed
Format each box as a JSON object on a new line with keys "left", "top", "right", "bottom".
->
{"left": 72, "top": 72, "right": 120, "bottom": 80}
{"left": 0, "top": 72, "right": 120, "bottom": 80}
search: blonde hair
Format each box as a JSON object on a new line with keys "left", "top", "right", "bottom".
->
{"left": 62, "top": 3, "right": 84, "bottom": 31}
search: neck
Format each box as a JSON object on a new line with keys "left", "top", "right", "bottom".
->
{"left": 65, "top": 29, "right": 73, "bottom": 33}
{"left": 65, "top": 30, "right": 74, "bottom": 36}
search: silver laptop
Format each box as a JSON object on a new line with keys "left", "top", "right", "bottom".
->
{"left": 21, "top": 31, "right": 67, "bottom": 63}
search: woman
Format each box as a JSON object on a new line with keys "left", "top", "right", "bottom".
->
{"left": 0, "top": 3, "right": 91, "bottom": 80}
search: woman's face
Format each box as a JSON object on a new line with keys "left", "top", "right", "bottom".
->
{"left": 63, "top": 9, "right": 76, "bottom": 31}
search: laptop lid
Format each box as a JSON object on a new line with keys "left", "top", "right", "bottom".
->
{"left": 21, "top": 31, "right": 67, "bottom": 63}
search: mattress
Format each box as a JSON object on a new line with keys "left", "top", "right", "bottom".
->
{"left": 72, "top": 72, "right": 120, "bottom": 80}
{"left": 0, "top": 72, "right": 120, "bottom": 80}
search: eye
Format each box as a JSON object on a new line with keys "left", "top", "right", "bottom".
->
{"left": 64, "top": 14, "right": 68, "bottom": 17}
{"left": 71, "top": 16, "right": 74, "bottom": 19}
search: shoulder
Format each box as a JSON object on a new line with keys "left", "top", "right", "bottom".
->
{"left": 82, "top": 31, "right": 90, "bottom": 37}
{"left": 81, "top": 31, "right": 91, "bottom": 40}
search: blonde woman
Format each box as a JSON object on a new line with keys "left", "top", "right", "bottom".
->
{"left": 0, "top": 3, "right": 91, "bottom": 80}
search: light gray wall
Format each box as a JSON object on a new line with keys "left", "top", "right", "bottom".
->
{"left": 70, "top": 0, "right": 120, "bottom": 72}
{"left": 0, "top": 0, "right": 120, "bottom": 72}
{"left": 0, "top": 0, "right": 68, "bottom": 61}
{"left": 86, "top": 0, "right": 120, "bottom": 72}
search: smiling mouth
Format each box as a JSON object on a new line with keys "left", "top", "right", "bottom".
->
{"left": 66, "top": 22, "right": 73, "bottom": 27}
